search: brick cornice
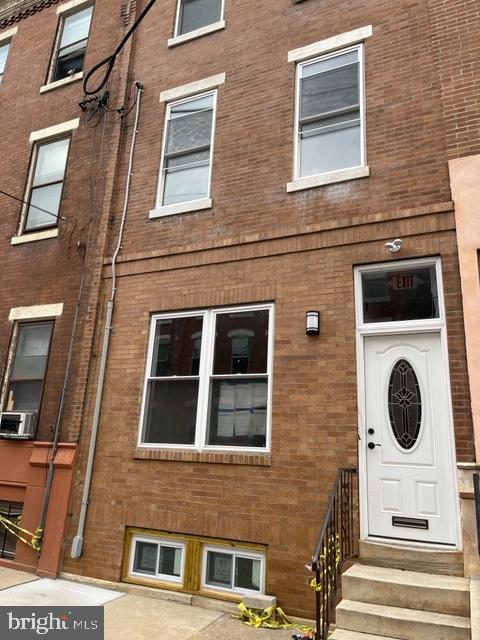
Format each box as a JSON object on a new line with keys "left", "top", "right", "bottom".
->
{"left": 0, "top": 0, "right": 59, "bottom": 29}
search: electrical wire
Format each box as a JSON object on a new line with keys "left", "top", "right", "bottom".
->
{"left": 82, "top": 0, "right": 157, "bottom": 96}
{"left": 0, "top": 188, "right": 66, "bottom": 222}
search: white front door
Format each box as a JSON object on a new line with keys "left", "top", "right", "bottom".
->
{"left": 365, "top": 332, "right": 457, "bottom": 545}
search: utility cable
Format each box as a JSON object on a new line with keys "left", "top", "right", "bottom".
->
{"left": 0, "top": 189, "right": 67, "bottom": 222}
{"left": 82, "top": 0, "right": 157, "bottom": 96}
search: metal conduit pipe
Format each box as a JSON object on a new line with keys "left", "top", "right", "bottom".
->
{"left": 71, "top": 82, "right": 144, "bottom": 559}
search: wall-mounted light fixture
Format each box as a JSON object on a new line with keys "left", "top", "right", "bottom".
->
{"left": 306, "top": 310, "right": 320, "bottom": 336}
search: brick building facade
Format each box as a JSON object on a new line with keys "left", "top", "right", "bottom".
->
{"left": 1, "top": 0, "right": 479, "bottom": 622}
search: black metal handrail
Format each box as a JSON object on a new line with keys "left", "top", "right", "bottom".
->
{"left": 311, "top": 467, "right": 357, "bottom": 640}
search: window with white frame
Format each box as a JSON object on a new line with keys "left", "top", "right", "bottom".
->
{"left": 295, "top": 45, "right": 365, "bottom": 179}
{"left": 139, "top": 304, "right": 273, "bottom": 450}
{"left": 3, "top": 322, "right": 53, "bottom": 413}
{"left": 129, "top": 536, "right": 185, "bottom": 584}
{"left": 158, "top": 91, "right": 216, "bottom": 208}
{"left": 202, "top": 546, "right": 265, "bottom": 595}
{"left": 50, "top": 5, "right": 93, "bottom": 83}
{"left": 175, "top": 0, "right": 223, "bottom": 37}
{"left": 23, "top": 137, "right": 70, "bottom": 232}
{"left": 0, "top": 41, "right": 11, "bottom": 84}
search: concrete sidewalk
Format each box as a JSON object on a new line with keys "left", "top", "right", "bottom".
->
{"left": 0, "top": 567, "right": 307, "bottom": 640}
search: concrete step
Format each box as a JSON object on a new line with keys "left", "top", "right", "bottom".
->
{"left": 330, "top": 631, "right": 399, "bottom": 640}
{"left": 342, "top": 564, "right": 470, "bottom": 616}
{"left": 359, "top": 541, "right": 464, "bottom": 576}
{"left": 336, "top": 600, "right": 471, "bottom": 640}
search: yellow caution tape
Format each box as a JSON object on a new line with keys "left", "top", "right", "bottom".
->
{"left": 237, "top": 603, "right": 314, "bottom": 636}
{"left": 0, "top": 515, "right": 42, "bottom": 552}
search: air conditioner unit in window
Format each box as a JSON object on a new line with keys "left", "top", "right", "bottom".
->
{"left": 0, "top": 412, "right": 37, "bottom": 439}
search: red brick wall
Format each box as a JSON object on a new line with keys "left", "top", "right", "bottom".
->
{"left": 60, "top": 0, "right": 477, "bottom": 618}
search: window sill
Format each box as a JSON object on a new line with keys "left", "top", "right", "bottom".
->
{"left": 149, "top": 198, "right": 212, "bottom": 218}
{"left": 168, "top": 21, "right": 225, "bottom": 48}
{"left": 286, "top": 165, "right": 370, "bottom": 192}
{"left": 40, "top": 72, "right": 83, "bottom": 94}
{"left": 134, "top": 448, "right": 271, "bottom": 466}
{"left": 11, "top": 228, "right": 59, "bottom": 245}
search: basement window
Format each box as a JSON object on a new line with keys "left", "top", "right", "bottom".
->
{"left": 130, "top": 536, "right": 185, "bottom": 585}
{"left": 0, "top": 501, "right": 23, "bottom": 559}
{"left": 124, "top": 528, "right": 266, "bottom": 598}
{"left": 203, "top": 546, "right": 264, "bottom": 595}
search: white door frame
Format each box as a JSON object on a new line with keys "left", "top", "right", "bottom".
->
{"left": 354, "top": 256, "right": 462, "bottom": 549}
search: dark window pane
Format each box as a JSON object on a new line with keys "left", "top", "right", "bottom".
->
{"left": 143, "top": 380, "right": 198, "bottom": 445}
{"left": 235, "top": 557, "right": 261, "bottom": 591}
{"left": 12, "top": 323, "right": 52, "bottom": 379}
{"left": 206, "top": 551, "right": 232, "bottom": 588}
{"left": 166, "top": 107, "right": 213, "bottom": 156}
{"left": 207, "top": 379, "right": 267, "bottom": 447}
{"left": 151, "top": 316, "right": 203, "bottom": 377}
{"left": 0, "top": 502, "right": 23, "bottom": 560}
{"left": 213, "top": 310, "right": 269, "bottom": 375}
{"left": 133, "top": 542, "right": 158, "bottom": 575}
{"left": 301, "top": 63, "right": 359, "bottom": 121}
{"left": 54, "top": 48, "right": 86, "bottom": 80}
{"left": 362, "top": 267, "right": 439, "bottom": 323}
{"left": 7, "top": 381, "right": 43, "bottom": 412}
{"left": 179, "top": 0, "right": 222, "bottom": 35}
{"left": 158, "top": 546, "right": 182, "bottom": 577}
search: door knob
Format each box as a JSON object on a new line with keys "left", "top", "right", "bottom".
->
{"left": 368, "top": 442, "right": 381, "bottom": 450}
{"left": 368, "top": 428, "right": 375, "bottom": 435}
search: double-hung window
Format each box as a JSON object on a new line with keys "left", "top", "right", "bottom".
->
{"left": 4, "top": 322, "right": 53, "bottom": 413}
{"left": 0, "top": 41, "right": 11, "bottom": 84}
{"left": 175, "top": 0, "right": 224, "bottom": 37}
{"left": 295, "top": 45, "right": 365, "bottom": 179}
{"left": 24, "top": 137, "right": 70, "bottom": 232}
{"left": 50, "top": 5, "right": 93, "bottom": 83}
{"left": 139, "top": 304, "right": 273, "bottom": 451}
{"left": 158, "top": 91, "right": 216, "bottom": 209}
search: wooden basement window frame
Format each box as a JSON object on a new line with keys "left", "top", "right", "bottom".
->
{"left": 123, "top": 527, "right": 267, "bottom": 601}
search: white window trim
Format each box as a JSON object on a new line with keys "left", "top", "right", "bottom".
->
{"left": 57, "top": 0, "right": 91, "bottom": 14}
{"left": 40, "top": 72, "right": 83, "bottom": 94}
{"left": 172, "top": 0, "right": 225, "bottom": 41}
{"left": 201, "top": 545, "right": 266, "bottom": 596}
{"left": 150, "top": 198, "right": 212, "bottom": 219}
{"left": 137, "top": 303, "right": 274, "bottom": 453}
{"left": 168, "top": 20, "right": 225, "bottom": 48}
{"left": 159, "top": 73, "right": 225, "bottom": 103}
{"left": 29, "top": 119, "right": 79, "bottom": 143}
{"left": 288, "top": 25, "right": 373, "bottom": 63}
{"left": 11, "top": 228, "right": 59, "bottom": 245}
{"left": 129, "top": 535, "right": 186, "bottom": 585}
{"left": 290, "top": 43, "right": 367, "bottom": 189}
{"left": 9, "top": 304, "right": 64, "bottom": 322}
{"left": 154, "top": 90, "right": 218, "bottom": 214}
{"left": 0, "top": 26, "right": 18, "bottom": 45}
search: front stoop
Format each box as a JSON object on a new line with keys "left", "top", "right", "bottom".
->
{"left": 332, "top": 543, "right": 471, "bottom": 640}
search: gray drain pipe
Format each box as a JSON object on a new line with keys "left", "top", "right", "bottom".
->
{"left": 71, "top": 83, "right": 143, "bottom": 559}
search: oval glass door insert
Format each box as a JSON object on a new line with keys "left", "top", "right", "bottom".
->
{"left": 388, "top": 359, "right": 422, "bottom": 450}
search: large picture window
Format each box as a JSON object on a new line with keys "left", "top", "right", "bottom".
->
{"left": 295, "top": 45, "right": 365, "bottom": 179}
{"left": 139, "top": 304, "right": 273, "bottom": 451}
{"left": 158, "top": 91, "right": 216, "bottom": 209}
{"left": 175, "top": 0, "right": 224, "bottom": 37}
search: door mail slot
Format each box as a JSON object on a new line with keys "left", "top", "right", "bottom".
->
{"left": 392, "top": 516, "right": 429, "bottom": 530}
